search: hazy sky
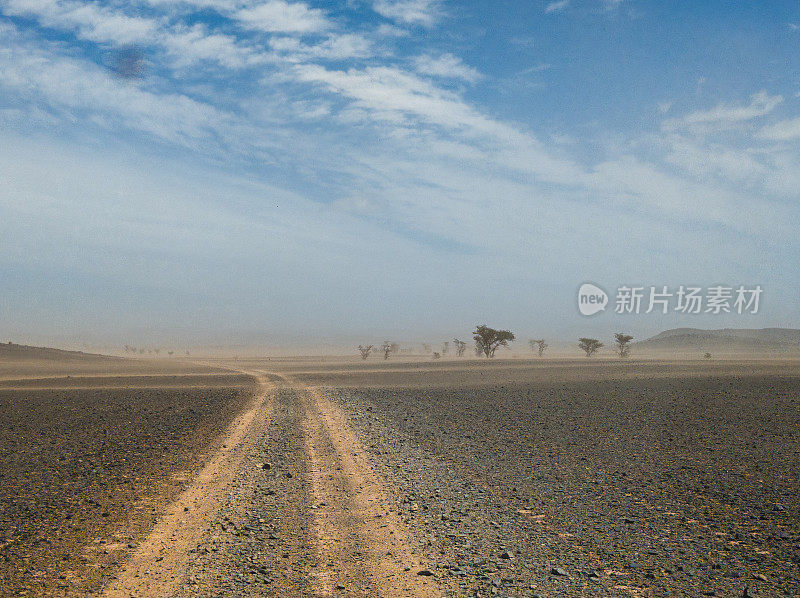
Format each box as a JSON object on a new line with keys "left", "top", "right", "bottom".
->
{"left": 1, "top": 0, "right": 799, "bottom": 350}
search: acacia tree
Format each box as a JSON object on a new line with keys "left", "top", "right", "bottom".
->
{"left": 358, "top": 345, "right": 374, "bottom": 360}
{"left": 529, "top": 339, "right": 548, "bottom": 357}
{"left": 614, "top": 333, "right": 634, "bottom": 358}
{"left": 453, "top": 339, "right": 467, "bottom": 357}
{"left": 473, "top": 325, "right": 515, "bottom": 358}
{"left": 578, "top": 337, "right": 603, "bottom": 357}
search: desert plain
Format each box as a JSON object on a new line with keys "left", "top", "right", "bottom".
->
{"left": 1, "top": 350, "right": 798, "bottom": 597}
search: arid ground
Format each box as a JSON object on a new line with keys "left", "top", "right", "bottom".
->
{"left": 1, "top": 356, "right": 798, "bottom": 597}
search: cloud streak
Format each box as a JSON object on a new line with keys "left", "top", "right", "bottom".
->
{"left": 371, "top": 0, "right": 441, "bottom": 26}
{"left": 413, "top": 53, "right": 483, "bottom": 82}
{"left": 235, "top": 0, "right": 331, "bottom": 33}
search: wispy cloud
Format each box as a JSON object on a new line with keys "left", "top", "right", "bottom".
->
{"left": 2, "top": 0, "right": 158, "bottom": 44}
{"left": 235, "top": 0, "right": 331, "bottom": 34}
{"left": 544, "top": 0, "right": 569, "bottom": 14}
{"left": 759, "top": 117, "right": 800, "bottom": 141}
{"left": 268, "top": 33, "right": 374, "bottom": 61}
{"left": 371, "top": 0, "right": 441, "bottom": 26}
{"left": 413, "top": 53, "right": 483, "bottom": 82}
{"left": 1, "top": 0, "right": 270, "bottom": 69}
{"left": 0, "top": 30, "right": 232, "bottom": 146}
{"left": 664, "top": 90, "right": 783, "bottom": 131}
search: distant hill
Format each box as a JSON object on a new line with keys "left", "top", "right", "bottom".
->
{"left": 635, "top": 328, "right": 800, "bottom": 354}
{"left": 0, "top": 342, "right": 116, "bottom": 361}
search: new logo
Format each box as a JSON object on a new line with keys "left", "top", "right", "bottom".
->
{"left": 578, "top": 283, "right": 608, "bottom": 316}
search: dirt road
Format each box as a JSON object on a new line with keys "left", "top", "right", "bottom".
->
{"left": 100, "top": 371, "right": 441, "bottom": 597}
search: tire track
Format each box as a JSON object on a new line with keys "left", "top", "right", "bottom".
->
{"left": 294, "top": 378, "right": 442, "bottom": 598}
{"left": 100, "top": 372, "right": 274, "bottom": 598}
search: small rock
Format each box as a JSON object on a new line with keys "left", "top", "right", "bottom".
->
{"left": 417, "top": 569, "right": 434, "bottom": 576}
{"left": 742, "top": 586, "right": 756, "bottom": 598}
{"left": 551, "top": 567, "right": 568, "bottom": 577}
{"left": 500, "top": 550, "right": 514, "bottom": 560}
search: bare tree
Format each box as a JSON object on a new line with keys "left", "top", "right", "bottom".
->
{"left": 529, "top": 339, "right": 548, "bottom": 357}
{"left": 381, "top": 341, "right": 398, "bottom": 360}
{"left": 473, "top": 325, "right": 515, "bottom": 358}
{"left": 442, "top": 341, "right": 450, "bottom": 356}
{"left": 453, "top": 339, "right": 467, "bottom": 357}
{"left": 614, "top": 333, "right": 634, "bottom": 358}
{"left": 358, "top": 345, "right": 374, "bottom": 360}
{"left": 578, "top": 337, "right": 603, "bottom": 357}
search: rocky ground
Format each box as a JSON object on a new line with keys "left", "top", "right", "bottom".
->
{"left": 324, "top": 373, "right": 800, "bottom": 598}
{"left": 3, "top": 359, "right": 799, "bottom": 598}
{"left": 0, "top": 373, "right": 255, "bottom": 597}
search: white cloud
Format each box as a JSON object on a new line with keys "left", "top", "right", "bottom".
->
{"left": 0, "top": 31, "right": 233, "bottom": 147}
{"left": 269, "top": 33, "right": 374, "bottom": 60}
{"left": 663, "top": 134, "right": 769, "bottom": 185}
{"left": 0, "top": 0, "right": 272, "bottom": 69}
{"left": 235, "top": 0, "right": 330, "bottom": 33}
{"left": 519, "top": 63, "right": 551, "bottom": 75}
{"left": 376, "top": 22, "right": 409, "bottom": 37}
{"left": 372, "top": 0, "right": 441, "bottom": 26}
{"left": 544, "top": 0, "right": 569, "bottom": 14}
{"left": 413, "top": 53, "right": 482, "bottom": 82}
{"left": 2, "top": 0, "right": 158, "bottom": 44}
{"left": 162, "top": 23, "right": 268, "bottom": 69}
{"left": 758, "top": 117, "right": 800, "bottom": 141}
{"left": 664, "top": 90, "right": 783, "bottom": 131}
{"left": 290, "top": 63, "right": 594, "bottom": 189}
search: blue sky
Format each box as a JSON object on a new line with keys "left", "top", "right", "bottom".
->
{"left": 1, "top": 0, "right": 799, "bottom": 351}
